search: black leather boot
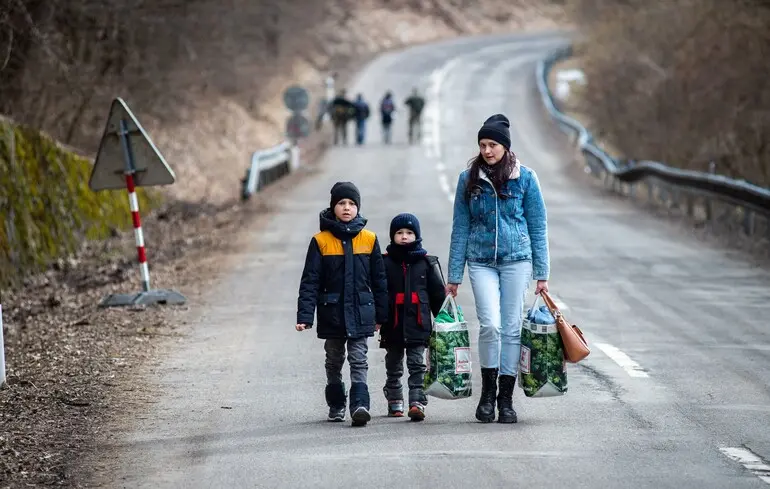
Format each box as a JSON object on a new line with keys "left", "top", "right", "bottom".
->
{"left": 475, "top": 368, "right": 498, "bottom": 423}
{"left": 497, "top": 375, "right": 518, "bottom": 424}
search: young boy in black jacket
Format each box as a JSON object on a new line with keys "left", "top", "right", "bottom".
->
{"left": 296, "top": 182, "right": 388, "bottom": 427}
{"left": 379, "top": 213, "right": 446, "bottom": 421}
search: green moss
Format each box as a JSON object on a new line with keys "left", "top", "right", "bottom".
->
{"left": 0, "top": 120, "right": 162, "bottom": 289}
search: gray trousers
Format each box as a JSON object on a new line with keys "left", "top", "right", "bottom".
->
{"left": 383, "top": 345, "right": 427, "bottom": 404}
{"left": 325, "top": 337, "right": 368, "bottom": 385}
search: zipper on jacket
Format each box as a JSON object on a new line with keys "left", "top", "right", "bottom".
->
{"left": 480, "top": 173, "right": 499, "bottom": 264}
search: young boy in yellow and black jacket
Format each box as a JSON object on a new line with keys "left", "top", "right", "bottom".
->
{"left": 296, "top": 182, "right": 388, "bottom": 427}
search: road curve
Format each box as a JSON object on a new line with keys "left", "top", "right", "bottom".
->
{"left": 102, "top": 32, "right": 770, "bottom": 489}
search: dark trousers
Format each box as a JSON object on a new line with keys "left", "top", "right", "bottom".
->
{"left": 325, "top": 337, "right": 368, "bottom": 385}
{"left": 383, "top": 345, "right": 427, "bottom": 404}
{"left": 333, "top": 120, "right": 348, "bottom": 145}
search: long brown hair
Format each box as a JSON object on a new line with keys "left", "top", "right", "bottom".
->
{"left": 464, "top": 150, "right": 517, "bottom": 201}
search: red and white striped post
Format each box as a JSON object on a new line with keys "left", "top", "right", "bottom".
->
{"left": 119, "top": 119, "right": 151, "bottom": 293}
{"left": 125, "top": 173, "right": 150, "bottom": 292}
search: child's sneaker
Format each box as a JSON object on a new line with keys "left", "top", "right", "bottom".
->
{"left": 328, "top": 407, "right": 345, "bottom": 422}
{"left": 325, "top": 383, "right": 346, "bottom": 422}
{"left": 350, "top": 382, "right": 371, "bottom": 427}
{"left": 351, "top": 406, "right": 371, "bottom": 427}
{"left": 408, "top": 402, "right": 425, "bottom": 421}
{"left": 387, "top": 400, "right": 405, "bottom": 417}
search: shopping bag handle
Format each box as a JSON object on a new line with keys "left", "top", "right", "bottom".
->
{"left": 439, "top": 294, "right": 460, "bottom": 321}
{"left": 539, "top": 291, "right": 562, "bottom": 319}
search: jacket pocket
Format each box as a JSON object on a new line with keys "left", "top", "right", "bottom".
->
{"left": 417, "top": 290, "right": 432, "bottom": 329}
{"left": 358, "top": 291, "right": 376, "bottom": 326}
{"left": 317, "top": 293, "right": 341, "bottom": 326}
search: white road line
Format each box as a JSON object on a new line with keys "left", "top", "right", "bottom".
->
{"left": 719, "top": 447, "right": 770, "bottom": 484}
{"left": 594, "top": 343, "right": 649, "bottom": 378}
{"left": 438, "top": 174, "right": 453, "bottom": 202}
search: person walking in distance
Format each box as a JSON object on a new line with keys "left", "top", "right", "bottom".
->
{"left": 445, "top": 114, "right": 551, "bottom": 424}
{"left": 379, "top": 213, "right": 446, "bottom": 421}
{"left": 353, "top": 93, "right": 371, "bottom": 145}
{"left": 331, "top": 89, "right": 356, "bottom": 146}
{"left": 404, "top": 88, "right": 425, "bottom": 144}
{"left": 379, "top": 91, "right": 396, "bottom": 145}
{"left": 296, "top": 182, "right": 389, "bottom": 426}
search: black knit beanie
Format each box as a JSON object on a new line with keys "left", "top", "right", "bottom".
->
{"left": 477, "top": 114, "right": 511, "bottom": 150}
{"left": 389, "top": 213, "right": 421, "bottom": 242}
{"left": 329, "top": 181, "right": 361, "bottom": 209}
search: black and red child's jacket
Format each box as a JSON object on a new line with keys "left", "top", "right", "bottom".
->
{"left": 379, "top": 242, "right": 446, "bottom": 348}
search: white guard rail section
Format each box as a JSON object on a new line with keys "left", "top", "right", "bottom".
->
{"left": 241, "top": 141, "right": 300, "bottom": 201}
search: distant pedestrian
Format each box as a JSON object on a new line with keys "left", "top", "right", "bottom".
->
{"left": 353, "top": 93, "right": 371, "bottom": 145}
{"left": 330, "top": 89, "right": 357, "bottom": 145}
{"left": 380, "top": 91, "right": 396, "bottom": 145}
{"left": 404, "top": 88, "right": 425, "bottom": 144}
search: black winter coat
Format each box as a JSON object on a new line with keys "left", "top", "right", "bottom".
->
{"left": 297, "top": 210, "right": 388, "bottom": 339}
{"left": 379, "top": 252, "right": 446, "bottom": 348}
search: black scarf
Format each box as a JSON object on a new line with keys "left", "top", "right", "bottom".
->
{"left": 480, "top": 161, "right": 508, "bottom": 195}
{"left": 386, "top": 240, "right": 427, "bottom": 264}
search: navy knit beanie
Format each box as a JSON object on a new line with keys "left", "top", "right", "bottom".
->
{"left": 389, "top": 213, "right": 421, "bottom": 242}
{"left": 477, "top": 113, "right": 511, "bottom": 150}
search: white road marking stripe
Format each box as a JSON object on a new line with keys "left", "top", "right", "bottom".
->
{"left": 719, "top": 447, "right": 770, "bottom": 484}
{"left": 438, "top": 174, "right": 451, "bottom": 198}
{"left": 594, "top": 343, "right": 649, "bottom": 378}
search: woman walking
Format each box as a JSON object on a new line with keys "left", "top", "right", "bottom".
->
{"left": 445, "top": 114, "right": 550, "bottom": 424}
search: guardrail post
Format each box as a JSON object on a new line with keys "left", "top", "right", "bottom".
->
{"left": 743, "top": 209, "right": 755, "bottom": 236}
{"left": 685, "top": 193, "right": 694, "bottom": 218}
{"left": 290, "top": 143, "right": 300, "bottom": 172}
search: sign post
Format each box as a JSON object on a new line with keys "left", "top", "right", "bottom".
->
{"left": 282, "top": 85, "right": 312, "bottom": 146}
{"left": 89, "top": 97, "right": 186, "bottom": 308}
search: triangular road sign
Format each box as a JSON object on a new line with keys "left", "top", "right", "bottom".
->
{"left": 89, "top": 97, "right": 176, "bottom": 191}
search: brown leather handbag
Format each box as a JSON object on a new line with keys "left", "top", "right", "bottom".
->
{"left": 540, "top": 291, "right": 590, "bottom": 363}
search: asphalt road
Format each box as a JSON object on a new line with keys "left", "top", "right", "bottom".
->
{"left": 104, "top": 32, "right": 770, "bottom": 488}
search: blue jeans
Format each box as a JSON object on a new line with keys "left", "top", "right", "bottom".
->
{"left": 467, "top": 260, "right": 532, "bottom": 376}
{"left": 356, "top": 120, "right": 366, "bottom": 144}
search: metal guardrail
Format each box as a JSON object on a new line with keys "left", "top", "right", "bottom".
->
{"left": 537, "top": 45, "right": 770, "bottom": 236}
{"left": 241, "top": 141, "right": 300, "bottom": 201}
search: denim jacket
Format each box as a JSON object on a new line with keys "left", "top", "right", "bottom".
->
{"left": 448, "top": 164, "right": 550, "bottom": 283}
